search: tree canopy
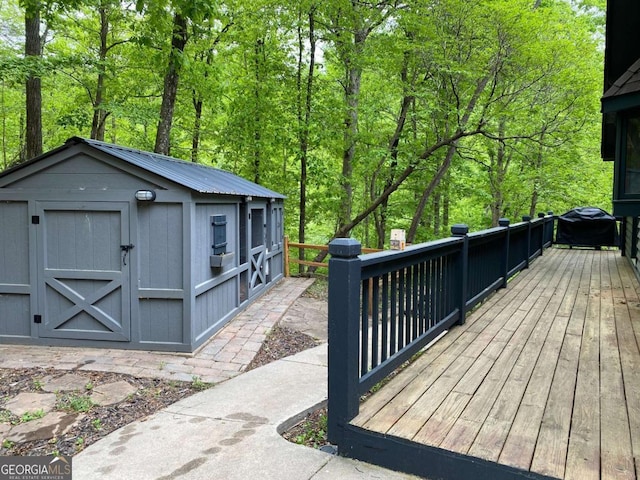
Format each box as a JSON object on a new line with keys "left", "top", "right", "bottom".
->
{"left": 0, "top": 0, "right": 611, "bottom": 250}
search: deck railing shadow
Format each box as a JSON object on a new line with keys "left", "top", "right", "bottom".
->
{"left": 327, "top": 214, "right": 555, "bottom": 453}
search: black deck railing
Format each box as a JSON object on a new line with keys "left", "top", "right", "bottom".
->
{"left": 327, "top": 215, "right": 555, "bottom": 447}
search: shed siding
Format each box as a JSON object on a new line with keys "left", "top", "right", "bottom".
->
{"left": 269, "top": 251, "right": 284, "bottom": 278}
{"left": 0, "top": 140, "right": 285, "bottom": 352}
{"left": 0, "top": 202, "right": 31, "bottom": 337}
{"left": 139, "top": 299, "right": 183, "bottom": 344}
{"left": 0, "top": 202, "right": 29, "bottom": 284}
{"left": 138, "top": 203, "right": 184, "bottom": 290}
{"left": 137, "top": 203, "right": 184, "bottom": 345}
{"left": 4, "top": 154, "right": 159, "bottom": 191}
{"left": 194, "top": 203, "right": 238, "bottom": 285}
{"left": 192, "top": 203, "right": 240, "bottom": 343}
{"left": 194, "top": 277, "right": 237, "bottom": 343}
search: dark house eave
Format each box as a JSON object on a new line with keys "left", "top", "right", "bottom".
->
{"left": 602, "top": 91, "right": 640, "bottom": 113}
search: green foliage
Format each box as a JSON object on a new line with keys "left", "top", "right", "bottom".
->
{"left": 0, "top": 0, "right": 611, "bottom": 245}
{"left": 293, "top": 412, "right": 327, "bottom": 448}
{"left": 57, "top": 393, "right": 94, "bottom": 413}
{"left": 20, "top": 409, "right": 45, "bottom": 423}
{"left": 0, "top": 409, "right": 13, "bottom": 423}
{"left": 190, "top": 376, "right": 211, "bottom": 391}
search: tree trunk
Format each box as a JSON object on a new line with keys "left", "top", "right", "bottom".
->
{"left": 1, "top": 81, "right": 7, "bottom": 169}
{"left": 337, "top": 25, "right": 369, "bottom": 236}
{"left": 373, "top": 51, "right": 414, "bottom": 249}
{"left": 252, "top": 39, "right": 265, "bottom": 184}
{"left": 154, "top": 13, "right": 188, "bottom": 155}
{"left": 91, "top": 6, "right": 109, "bottom": 141}
{"left": 25, "top": 4, "right": 42, "bottom": 160}
{"left": 487, "top": 120, "right": 511, "bottom": 227}
{"left": 190, "top": 22, "right": 233, "bottom": 162}
{"left": 443, "top": 171, "right": 450, "bottom": 233}
{"left": 433, "top": 191, "right": 441, "bottom": 237}
{"left": 407, "top": 144, "right": 457, "bottom": 243}
{"left": 191, "top": 97, "right": 203, "bottom": 162}
{"left": 191, "top": 51, "right": 208, "bottom": 163}
{"left": 339, "top": 55, "right": 361, "bottom": 234}
{"left": 297, "top": 7, "right": 317, "bottom": 270}
{"left": 406, "top": 69, "right": 494, "bottom": 243}
{"left": 529, "top": 129, "right": 546, "bottom": 217}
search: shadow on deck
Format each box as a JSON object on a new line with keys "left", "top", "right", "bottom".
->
{"left": 347, "top": 248, "right": 640, "bottom": 480}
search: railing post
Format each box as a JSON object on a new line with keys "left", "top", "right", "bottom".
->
{"left": 522, "top": 216, "right": 532, "bottom": 268}
{"left": 538, "top": 213, "right": 546, "bottom": 255}
{"left": 327, "top": 238, "right": 362, "bottom": 448}
{"left": 499, "top": 218, "right": 510, "bottom": 288}
{"left": 451, "top": 224, "right": 469, "bottom": 325}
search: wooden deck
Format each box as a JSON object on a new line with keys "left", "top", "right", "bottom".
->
{"left": 352, "top": 248, "right": 640, "bottom": 480}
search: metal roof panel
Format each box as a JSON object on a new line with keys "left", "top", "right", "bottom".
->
{"left": 78, "top": 138, "right": 285, "bottom": 198}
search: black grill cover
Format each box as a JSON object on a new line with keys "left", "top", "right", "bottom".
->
{"left": 555, "top": 207, "right": 619, "bottom": 247}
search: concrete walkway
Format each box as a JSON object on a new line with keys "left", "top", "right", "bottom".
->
{"left": 74, "top": 344, "right": 418, "bottom": 480}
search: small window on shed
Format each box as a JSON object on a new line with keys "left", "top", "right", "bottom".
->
{"left": 211, "top": 215, "right": 227, "bottom": 255}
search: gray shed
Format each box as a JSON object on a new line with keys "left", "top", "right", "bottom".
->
{"left": 0, "top": 137, "right": 285, "bottom": 352}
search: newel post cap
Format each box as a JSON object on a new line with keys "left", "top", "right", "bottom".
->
{"left": 328, "top": 238, "right": 362, "bottom": 258}
{"left": 451, "top": 224, "right": 469, "bottom": 236}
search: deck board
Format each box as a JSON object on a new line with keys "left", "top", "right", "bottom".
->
{"left": 353, "top": 248, "right": 640, "bottom": 480}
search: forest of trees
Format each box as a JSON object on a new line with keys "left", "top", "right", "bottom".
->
{"left": 0, "top": 0, "right": 612, "bottom": 250}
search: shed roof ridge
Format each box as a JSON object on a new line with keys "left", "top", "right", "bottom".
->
{"left": 73, "top": 137, "right": 227, "bottom": 172}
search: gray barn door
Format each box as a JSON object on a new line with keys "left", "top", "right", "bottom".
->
{"left": 249, "top": 206, "right": 267, "bottom": 297}
{"left": 37, "top": 202, "right": 131, "bottom": 341}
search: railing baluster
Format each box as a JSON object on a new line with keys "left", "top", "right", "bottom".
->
{"left": 391, "top": 271, "right": 397, "bottom": 355}
{"left": 398, "top": 268, "right": 405, "bottom": 350}
{"left": 361, "top": 278, "right": 369, "bottom": 376}
{"left": 414, "top": 262, "right": 426, "bottom": 340}
{"left": 372, "top": 276, "right": 379, "bottom": 368}
{"left": 405, "top": 266, "right": 413, "bottom": 344}
{"left": 382, "top": 273, "right": 389, "bottom": 362}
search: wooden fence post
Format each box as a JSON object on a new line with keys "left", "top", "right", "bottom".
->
{"left": 327, "top": 238, "right": 362, "bottom": 448}
{"left": 284, "top": 236, "right": 290, "bottom": 277}
{"left": 451, "top": 224, "right": 468, "bottom": 326}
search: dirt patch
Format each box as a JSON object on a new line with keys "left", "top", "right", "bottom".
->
{"left": 245, "top": 325, "right": 320, "bottom": 372}
{"left": 281, "top": 407, "right": 329, "bottom": 449}
{"left": 0, "top": 368, "right": 211, "bottom": 457}
{"left": 0, "top": 325, "right": 321, "bottom": 457}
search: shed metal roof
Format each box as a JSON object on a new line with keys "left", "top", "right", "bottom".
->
{"left": 1, "top": 137, "right": 286, "bottom": 199}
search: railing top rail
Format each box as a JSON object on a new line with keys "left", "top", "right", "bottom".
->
{"left": 467, "top": 225, "right": 508, "bottom": 240}
{"left": 359, "top": 236, "right": 464, "bottom": 268}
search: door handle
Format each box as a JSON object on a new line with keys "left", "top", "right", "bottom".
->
{"left": 120, "top": 244, "right": 134, "bottom": 265}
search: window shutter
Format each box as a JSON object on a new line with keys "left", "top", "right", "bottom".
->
{"left": 211, "top": 215, "right": 227, "bottom": 255}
